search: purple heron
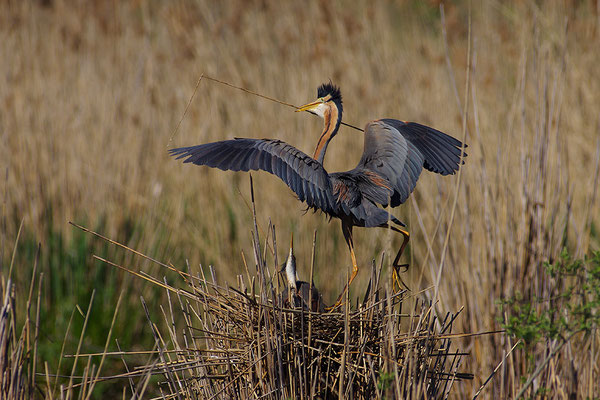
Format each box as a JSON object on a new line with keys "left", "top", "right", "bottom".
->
{"left": 170, "top": 83, "right": 466, "bottom": 298}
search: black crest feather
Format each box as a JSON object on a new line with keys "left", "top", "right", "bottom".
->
{"left": 317, "top": 82, "right": 342, "bottom": 103}
{"left": 317, "top": 82, "right": 342, "bottom": 113}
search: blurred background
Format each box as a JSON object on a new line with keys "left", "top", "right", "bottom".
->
{"left": 1, "top": 0, "right": 599, "bottom": 397}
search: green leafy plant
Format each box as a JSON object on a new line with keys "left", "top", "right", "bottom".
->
{"left": 500, "top": 250, "right": 600, "bottom": 344}
{"left": 498, "top": 250, "right": 600, "bottom": 397}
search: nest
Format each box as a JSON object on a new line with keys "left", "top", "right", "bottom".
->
{"left": 71, "top": 191, "right": 473, "bottom": 398}
{"left": 161, "top": 267, "right": 472, "bottom": 399}
{"left": 128, "top": 226, "right": 474, "bottom": 400}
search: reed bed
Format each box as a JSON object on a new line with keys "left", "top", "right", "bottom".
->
{"left": 2, "top": 0, "right": 600, "bottom": 398}
{"left": 80, "top": 191, "right": 476, "bottom": 400}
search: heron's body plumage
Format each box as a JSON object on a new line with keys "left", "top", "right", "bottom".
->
{"left": 169, "top": 119, "right": 465, "bottom": 228}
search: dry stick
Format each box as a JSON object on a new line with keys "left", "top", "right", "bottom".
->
{"left": 66, "top": 290, "right": 96, "bottom": 397}
{"left": 262, "top": 220, "right": 272, "bottom": 285}
{"left": 115, "top": 340, "right": 137, "bottom": 397}
{"left": 271, "top": 223, "right": 279, "bottom": 277}
{"left": 472, "top": 339, "right": 521, "bottom": 399}
{"left": 0, "top": 167, "right": 8, "bottom": 285}
{"left": 248, "top": 174, "right": 277, "bottom": 394}
{"left": 31, "top": 271, "right": 43, "bottom": 399}
{"left": 440, "top": 4, "right": 466, "bottom": 121}
{"left": 411, "top": 199, "right": 442, "bottom": 287}
{"left": 25, "top": 243, "right": 40, "bottom": 397}
{"left": 201, "top": 74, "right": 364, "bottom": 132}
{"left": 248, "top": 174, "right": 267, "bottom": 301}
{"left": 167, "top": 73, "right": 203, "bottom": 147}
{"left": 92, "top": 255, "right": 193, "bottom": 299}
{"left": 80, "top": 356, "right": 93, "bottom": 398}
{"left": 160, "top": 296, "right": 183, "bottom": 397}
{"left": 64, "top": 348, "right": 245, "bottom": 358}
{"left": 44, "top": 362, "right": 53, "bottom": 400}
{"left": 132, "top": 360, "right": 161, "bottom": 399}
{"left": 84, "top": 290, "right": 124, "bottom": 400}
{"left": 515, "top": 332, "right": 578, "bottom": 399}
{"left": 69, "top": 222, "right": 169, "bottom": 270}
{"left": 308, "top": 230, "right": 317, "bottom": 358}
{"left": 7, "top": 218, "right": 23, "bottom": 284}
{"left": 70, "top": 222, "right": 194, "bottom": 285}
{"left": 51, "top": 308, "right": 76, "bottom": 397}
{"left": 141, "top": 297, "right": 182, "bottom": 400}
{"left": 2, "top": 280, "right": 16, "bottom": 396}
{"left": 44, "top": 365, "right": 166, "bottom": 386}
{"left": 433, "top": 3, "right": 472, "bottom": 304}
{"left": 589, "top": 326, "right": 596, "bottom": 399}
{"left": 233, "top": 186, "right": 274, "bottom": 255}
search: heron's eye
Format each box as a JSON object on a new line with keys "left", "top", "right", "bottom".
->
{"left": 320, "top": 98, "right": 325, "bottom": 103}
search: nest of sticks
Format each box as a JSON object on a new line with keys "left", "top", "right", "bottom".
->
{"left": 165, "top": 265, "right": 473, "bottom": 399}
{"left": 78, "top": 184, "right": 474, "bottom": 399}
{"left": 110, "top": 221, "right": 474, "bottom": 399}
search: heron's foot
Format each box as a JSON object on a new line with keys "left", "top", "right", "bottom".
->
{"left": 393, "top": 262, "right": 409, "bottom": 273}
{"left": 326, "top": 283, "right": 350, "bottom": 312}
{"left": 325, "top": 297, "right": 344, "bottom": 312}
{"left": 392, "top": 263, "right": 410, "bottom": 292}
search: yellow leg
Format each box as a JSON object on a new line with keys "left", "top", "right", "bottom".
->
{"left": 348, "top": 239, "right": 358, "bottom": 286}
{"left": 327, "top": 223, "right": 358, "bottom": 311}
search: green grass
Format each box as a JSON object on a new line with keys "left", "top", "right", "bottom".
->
{"left": 4, "top": 218, "right": 172, "bottom": 397}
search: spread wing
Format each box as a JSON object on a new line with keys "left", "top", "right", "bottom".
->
{"left": 169, "top": 138, "right": 337, "bottom": 215}
{"left": 347, "top": 119, "right": 467, "bottom": 208}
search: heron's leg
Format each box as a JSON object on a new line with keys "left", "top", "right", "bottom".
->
{"left": 391, "top": 226, "right": 410, "bottom": 269}
{"left": 389, "top": 226, "right": 410, "bottom": 291}
{"left": 347, "top": 236, "right": 359, "bottom": 286}
{"left": 327, "top": 223, "right": 358, "bottom": 311}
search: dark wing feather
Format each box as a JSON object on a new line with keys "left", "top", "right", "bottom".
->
{"left": 169, "top": 138, "right": 336, "bottom": 215}
{"left": 379, "top": 119, "right": 467, "bottom": 175}
{"left": 349, "top": 119, "right": 466, "bottom": 208}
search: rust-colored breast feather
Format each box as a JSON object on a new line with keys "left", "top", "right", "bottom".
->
{"left": 334, "top": 181, "right": 350, "bottom": 203}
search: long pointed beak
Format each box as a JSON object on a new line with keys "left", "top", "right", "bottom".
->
{"left": 295, "top": 100, "right": 321, "bottom": 113}
{"left": 290, "top": 232, "right": 294, "bottom": 254}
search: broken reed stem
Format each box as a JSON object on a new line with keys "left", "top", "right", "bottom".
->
{"left": 200, "top": 75, "right": 364, "bottom": 132}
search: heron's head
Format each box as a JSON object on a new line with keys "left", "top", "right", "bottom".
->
{"left": 296, "top": 83, "right": 344, "bottom": 164}
{"left": 296, "top": 82, "right": 343, "bottom": 118}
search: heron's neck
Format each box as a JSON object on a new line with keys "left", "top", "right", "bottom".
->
{"left": 313, "top": 105, "right": 341, "bottom": 165}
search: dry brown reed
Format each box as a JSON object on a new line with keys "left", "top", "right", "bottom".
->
{"left": 80, "top": 188, "right": 476, "bottom": 400}
{"left": 0, "top": 234, "right": 42, "bottom": 399}
{"left": 2, "top": 0, "right": 600, "bottom": 398}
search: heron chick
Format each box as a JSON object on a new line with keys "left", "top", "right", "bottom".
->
{"left": 280, "top": 234, "right": 325, "bottom": 313}
{"left": 284, "top": 240, "right": 299, "bottom": 291}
